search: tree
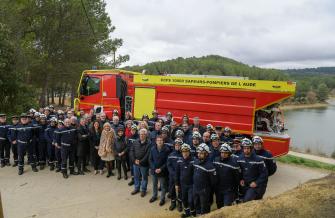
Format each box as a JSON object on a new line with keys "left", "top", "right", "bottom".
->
{"left": 0, "top": 23, "right": 37, "bottom": 114}
{"left": 306, "top": 90, "right": 317, "bottom": 104}
{"left": 0, "top": 0, "right": 129, "bottom": 108}
{"left": 316, "top": 83, "right": 329, "bottom": 102}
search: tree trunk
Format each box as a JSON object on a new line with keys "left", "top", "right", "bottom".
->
{"left": 46, "top": 89, "right": 50, "bottom": 105}
{"left": 58, "top": 86, "right": 62, "bottom": 105}
{"left": 70, "top": 85, "right": 75, "bottom": 108}
{"left": 39, "top": 86, "right": 46, "bottom": 107}
{"left": 51, "top": 87, "right": 55, "bottom": 104}
{"left": 39, "top": 83, "right": 47, "bottom": 107}
{"left": 61, "top": 84, "right": 67, "bottom": 106}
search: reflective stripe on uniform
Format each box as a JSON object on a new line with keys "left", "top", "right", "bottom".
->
{"left": 213, "top": 161, "right": 240, "bottom": 170}
{"left": 60, "top": 129, "right": 76, "bottom": 134}
{"left": 258, "top": 155, "right": 274, "bottom": 160}
{"left": 61, "top": 142, "right": 71, "bottom": 146}
{"left": 168, "top": 156, "right": 179, "bottom": 159}
{"left": 249, "top": 161, "right": 265, "bottom": 165}
{"left": 18, "top": 140, "right": 28, "bottom": 144}
{"left": 194, "top": 164, "right": 215, "bottom": 172}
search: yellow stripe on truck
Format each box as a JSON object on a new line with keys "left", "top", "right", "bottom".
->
{"left": 133, "top": 75, "right": 296, "bottom": 94}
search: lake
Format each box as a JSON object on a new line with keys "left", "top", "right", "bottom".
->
{"left": 284, "top": 99, "right": 335, "bottom": 157}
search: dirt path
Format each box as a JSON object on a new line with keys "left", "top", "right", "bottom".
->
{"left": 0, "top": 163, "right": 328, "bottom": 218}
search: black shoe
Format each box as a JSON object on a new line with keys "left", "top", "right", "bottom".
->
{"left": 32, "top": 167, "right": 39, "bottom": 172}
{"left": 177, "top": 201, "right": 183, "bottom": 212}
{"left": 169, "top": 201, "right": 176, "bottom": 211}
{"left": 70, "top": 170, "right": 78, "bottom": 175}
{"left": 0, "top": 163, "right": 4, "bottom": 168}
{"left": 56, "top": 168, "right": 61, "bottom": 173}
{"left": 40, "top": 165, "right": 45, "bottom": 170}
{"left": 131, "top": 190, "right": 140, "bottom": 195}
{"left": 124, "top": 175, "right": 128, "bottom": 180}
{"left": 50, "top": 165, "right": 55, "bottom": 171}
{"left": 106, "top": 173, "right": 111, "bottom": 178}
{"left": 128, "top": 179, "right": 134, "bottom": 186}
{"left": 141, "top": 191, "right": 146, "bottom": 197}
{"left": 18, "top": 169, "right": 24, "bottom": 175}
{"left": 117, "top": 175, "right": 121, "bottom": 180}
{"left": 63, "top": 172, "right": 69, "bottom": 179}
{"left": 181, "top": 213, "right": 190, "bottom": 218}
{"left": 83, "top": 167, "right": 90, "bottom": 173}
{"left": 149, "top": 197, "right": 157, "bottom": 203}
{"left": 159, "top": 200, "right": 165, "bottom": 206}
{"left": 12, "top": 162, "right": 18, "bottom": 167}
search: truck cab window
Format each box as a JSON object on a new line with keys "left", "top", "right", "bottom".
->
{"left": 80, "top": 76, "right": 100, "bottom": 96}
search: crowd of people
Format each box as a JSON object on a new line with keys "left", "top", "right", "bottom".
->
{"left": 0, "top": 106, "right": 277, "bottom": 217}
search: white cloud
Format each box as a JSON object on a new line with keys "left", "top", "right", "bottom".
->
{"left": 106, "top": 0, "right": 335, "bottom": 69}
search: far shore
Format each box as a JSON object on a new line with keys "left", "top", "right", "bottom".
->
{"left": 281, "top": 102, "right": 329, "bottom": 111}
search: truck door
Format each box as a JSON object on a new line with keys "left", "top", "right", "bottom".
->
{"left": 133, "top": 87, "right": 156, "bottom": 119}
{"left": 79, "top": 75, "right": 102, "bottom": 112}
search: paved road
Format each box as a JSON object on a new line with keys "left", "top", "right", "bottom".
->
{"left": 288, "top": 151, "right": 335, "bottom": 165}
{"left": 0, "top": 162, "right": 328, "bottom": 218}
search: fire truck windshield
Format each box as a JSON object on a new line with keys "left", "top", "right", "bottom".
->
{"left": 80, "top": 76, "right": 100, "bottom": 96}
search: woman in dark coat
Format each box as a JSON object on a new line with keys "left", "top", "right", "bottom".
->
{"left": 113, "top": 126, "right": 128, "bottom": 180}
{"left": 89, "top": 121, "right": 103, "bottom": 174}
{"left": 77, "top": 118, "right": 90, "bottom": 175}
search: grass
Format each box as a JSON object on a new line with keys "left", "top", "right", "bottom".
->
{"left": 277, "top": 154, "right": 335, "bottom": 171}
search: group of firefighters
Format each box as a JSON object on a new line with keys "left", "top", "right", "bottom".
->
{"left": 0, "top": 106, "right": 277, "bottom": 217}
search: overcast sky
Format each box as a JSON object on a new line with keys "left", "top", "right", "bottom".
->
{"left": 106, "top": 0, "right": 335, "bottom": 69}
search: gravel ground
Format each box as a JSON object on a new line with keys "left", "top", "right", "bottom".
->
{"left": 0, "top": 162, "right": 328, "bottom": 218}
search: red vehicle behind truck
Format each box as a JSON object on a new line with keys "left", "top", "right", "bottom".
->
{"left": 74, "top": 69, "right": 296, "bottom": 157}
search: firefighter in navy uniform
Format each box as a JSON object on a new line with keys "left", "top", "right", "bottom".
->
{"left": 190, "top": 131, "right": 201, "bottom": 156}
{"left": 193, "top": 143, "right": 217, "bottom": 215}
{"left": 54, "top": 120, "right": 64, "bottom": 172}
{"left": 37, "top": 114, "right": 48, "bottom": 170}
{"left": 45, "top": 117, "right": 58, "bottom": 171}
{"left": 161, "top": 126, "right": 174, "bottom": 152}
{"left": 167, "top": 138, "right": 183, "bottom": 211}
{"left": 13, "top": 113, "right": 39, "bottom": 175}
{"left": 57, "top": 110, "right": 65, "bottom": 121}
{"left": 31, "top": 113, "right": 40, "bottom": 165}
{"left": 77, "top": 118, "right": 90, "bottom": 175}
{"left": 252, "top": 136, "right": 277, "bottom": 176}
{"left": 8, "top": 115, "right": 20, "bottom": 167}
{"left": 175, "top": 143, "right": 195, "bottom": 218}
{"left": 56, "top": 118, "right": 79, "bottom": 178}
{"left": 237, "top": 138, "right": 268, "bottom": 202}
{"left": 231, "top": 138, "right": 243, "bottom": 158}
{"left": 149, "top": 110, "right": 159, "bottom": 123}
{"left": 209, "top": 134, "right": 221, "bottom": 162}
{"left": 0, "top": 114, "right": 11, "bottom": 167}
{"left": 220, "top": 127, "right": 233, "bottom": 144}
{"left": 213, "top": 143, "right": 240, "bottom": 208}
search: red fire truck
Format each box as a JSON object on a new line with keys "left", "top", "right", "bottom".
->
{"left": 75, "top": 69, "right": 296, "bottom": 157}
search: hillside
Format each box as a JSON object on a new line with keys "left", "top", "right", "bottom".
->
{"left": 123, "top": 55, "right": 289, "bottom": 81}
{"left": 285, "top": 67, "right": 335, "bottom": 76}
{"left": 123, "top": 55, "right": 335, "bottom": 103}
{"left": 204, "top": 174, "right": 335, "bottom": 218}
